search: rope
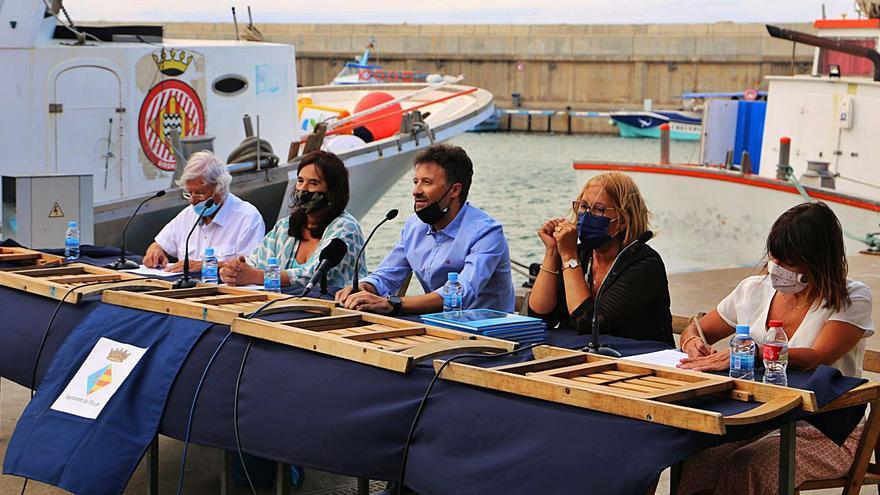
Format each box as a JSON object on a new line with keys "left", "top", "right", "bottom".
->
{"left": 786, "top": 173, "right": 879, "bottom": 249}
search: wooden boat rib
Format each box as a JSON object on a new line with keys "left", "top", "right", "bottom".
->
{"left": 435, "top": 345, "right": 818, "bottom": 435}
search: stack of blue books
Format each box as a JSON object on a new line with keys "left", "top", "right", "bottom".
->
{"left": 420, "top": 309, "right": 546, "bottom": 345}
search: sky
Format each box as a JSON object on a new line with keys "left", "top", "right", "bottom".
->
{"left": 68, "top": 0, "right": 861, "bottom": 24}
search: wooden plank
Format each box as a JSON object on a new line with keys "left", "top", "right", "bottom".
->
{"left": 865, "top": 350, "right": 880, "bottom": 374}
{"left": 189, "top": 294, "right": 268, "bottom": 306}
{"left": 46, "top": 273, "right": 122, "bottom": 284}
{"left": 279, "top": 314, "right": 364, "bottom": 330}
{"left": 0, "top": 270, "right": 82, "bottom": 304}
{"left": 531, "top": 361, "right": 618, "bottom": 378}
{"left": 8, "top": 266, "right": 85, "bottom": 277}
{"left": 723, "top": 396, "right": 803, "bottom": 426}
{"left": 143, "top": 287, "right": 221, "bottom": 299}
{"left": 732, "top": 380, "right": 818, "bottom": 412}
{"left": 0, "top": 253, "right": 42, "bottom": 261}
{"left": 816, "top": 382, "right": 880, "bottom": 412}
{"left": 231, "top": 318, "right": 413, "bottom": 372}
{"left": 401, "top": 339, "right": 513, "bottom": 363}
{"left": 641, "top": 380, "right": 734, "bottom": 402}
{"left": 251, "top": 302, "right": 334, "bottom": 317}
{"left": 608, "top": 381, "right": 668, "bottom": 394}
{"left": 492, "top": 354, "right": 588, "bottom": 375}
{"left": 344, "top": 327, "right": 427, "bottom": 342}
{"left": 639, "top": 376, "right": 688, "bottom": 387}
{"left": 628, "top": 378, "right": 677, "bottom": 390}
{"left": 102, "top": 290, "right": 242, "bottom": 324}
{"left": 436, "top": 360, "right": 727, "bottom": 434}
{"left": 0, "top": 260, "right": 62, "bottom": 271}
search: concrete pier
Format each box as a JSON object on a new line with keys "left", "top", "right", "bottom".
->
{"left": 131, "top": 21, "right": 819, "bottom": 133}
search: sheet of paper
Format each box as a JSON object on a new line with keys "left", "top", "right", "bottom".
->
{"left": 231, "top": 284, "right": 265, "bottom": 291}
{"left": 623, "top": 349, "right": 688, "bottom": 368}
{"left": 121, "top": 265, "right": 180, "bottom": 278}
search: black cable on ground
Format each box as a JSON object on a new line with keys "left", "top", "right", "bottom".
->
{"left": 233, "top": 338, "right": 257, "bottom": 495}
{"left": 177, "top": 294, "right": 301, "bottom": 495}
{"left": 395, "top": 343, "right": 545, "bottom": 495}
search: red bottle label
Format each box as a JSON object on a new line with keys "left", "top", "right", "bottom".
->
{"left": 763, "top": 343, "right": 782, "bottom": 361}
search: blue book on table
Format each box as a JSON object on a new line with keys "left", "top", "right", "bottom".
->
{"left": 421, "top": 309, "right": 546, "bottom": 334}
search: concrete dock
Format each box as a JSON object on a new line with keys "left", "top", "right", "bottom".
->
{"left": 1, "top": 254, "right": 877, "bottom": 494}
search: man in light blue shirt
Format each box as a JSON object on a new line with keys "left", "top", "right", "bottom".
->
{"left": 336, "top": 144, "right": 515, "bottom": 314}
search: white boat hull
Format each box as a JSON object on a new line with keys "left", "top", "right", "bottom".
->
{"left": 574, "top": 162, "right": 880, "bottom": 273}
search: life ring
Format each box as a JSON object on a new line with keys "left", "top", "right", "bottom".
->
{"left": 358, "top": 68, "right": 373, "bottom": 81}
{"left": 743, "top": 88, "right": 759, "bottom": 101}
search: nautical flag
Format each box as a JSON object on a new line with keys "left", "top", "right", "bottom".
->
{"left": 3, "top": 305, "right": 214, "bottom": 495}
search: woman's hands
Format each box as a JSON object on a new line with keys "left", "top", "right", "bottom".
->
{"left": 680, "top": 335, "right": 714, "bottom": 358}
{"left": 677, "top": 348, "right": 729, "bottom": 372}
{"left": 538, "top": 217, "right": 565, "bottom": 252}
{"left": 553, "top": 220, "right": 579, "bottom": 260}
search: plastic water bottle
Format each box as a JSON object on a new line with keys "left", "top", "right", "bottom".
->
{"left": 763, "top": 319, "right": 789, "bottom": 386}
{"left": 64, "top": 221, "right": 80, "bottom": 261}
{"left": 729, "top": 324, "right": 756, "bottom": 380}
{"left": 264, "top": 257, "right": 281, "bottom": 293}
{"left": 442, "top": 272, "right": 464, "bottom": 313}
{"left": 202, "top": 248, "right": 218, "bottom": 284}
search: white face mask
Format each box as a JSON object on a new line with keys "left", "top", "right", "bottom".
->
{"left": 768, "top": 260, "right": 808, "bottom": 294}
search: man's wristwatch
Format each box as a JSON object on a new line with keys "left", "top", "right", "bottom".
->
{"left": 387, "top": 295, "right": 403, "bottom": 316}
{"left": 562, "top": 258, "right": 580, "bottom": 271}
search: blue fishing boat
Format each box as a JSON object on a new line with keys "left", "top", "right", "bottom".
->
{"left": 609, "top": 110, "right": 703, "bottom": 141}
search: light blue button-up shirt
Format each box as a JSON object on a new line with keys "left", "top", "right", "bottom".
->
{"left": 361, "top": 203, "right": 515, "bottom": 312}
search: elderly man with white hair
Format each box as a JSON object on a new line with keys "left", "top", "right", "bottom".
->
{"left": 143, "top": 151, "right": 265, "bottom": 271}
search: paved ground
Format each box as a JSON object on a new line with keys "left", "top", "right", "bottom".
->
{"left": 1, "top": 253, "right": 877, "bottom": 494}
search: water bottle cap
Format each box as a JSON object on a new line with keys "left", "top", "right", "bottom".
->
{"left": 735, "top": 324, "right": 750, "bottom": 335}
{"left": 448, "top": 272, "right": 459, "bottom": 281}
{"left": 768, "top": 319, "right": 784, "bottom": 328}
{"left": 205, "top": 247, "right": 214, "bottom": 256}
{"left": 268, "top": 257, "right": 278, "bottom": 265}
{"left": 68, "top": 221, "right": 77, "bottom": 227}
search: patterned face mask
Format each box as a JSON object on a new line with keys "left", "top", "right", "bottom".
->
{"left": 292, "top": 190, "right": 330, "bottom": 213}
{"left": 768, "top": 260, "right": 808, "bottom": 294}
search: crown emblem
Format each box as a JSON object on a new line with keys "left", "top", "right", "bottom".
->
{"left": 152, "top": 48, "right": 193, "bottom": 76}
{"left": 107, "top": 348, "right": 131, "bottom": 363}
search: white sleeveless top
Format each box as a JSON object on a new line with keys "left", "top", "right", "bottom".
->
{"left": 716, "top": 275, "right": 874, "bottom": 377}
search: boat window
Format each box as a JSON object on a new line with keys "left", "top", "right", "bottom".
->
{"left": 212, "top": 75, "right": 248, "bottom": 96}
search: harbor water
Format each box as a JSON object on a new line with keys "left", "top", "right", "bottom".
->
{"left": 361, "top": 132, "right": 705, "bottom": 287}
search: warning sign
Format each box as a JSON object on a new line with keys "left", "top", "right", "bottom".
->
{"left": 48, "top": 202, "right": 65, "bottom": 218}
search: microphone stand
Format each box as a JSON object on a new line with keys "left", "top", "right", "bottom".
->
{"left": 172, "top": 200, "right": 214, "bottom": 289}
{"left": 106, "top": 191, "right": 165, "bottom": 270}
{"left": 582, "top": 231, "right": 654, "bottom": 357}
{"left": 352, "top": 209, "right": 398, "bottom": 291}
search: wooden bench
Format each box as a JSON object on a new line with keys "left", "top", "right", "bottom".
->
{"left": 795, "top": 349, "right": 880, "bottom": 494}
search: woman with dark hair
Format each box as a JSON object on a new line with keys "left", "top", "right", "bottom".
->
{"left": 675, "top": 201, "right": 874, "bottom": 493}
{"left": 220, "top": 150, "right": 367, "bottom": 289}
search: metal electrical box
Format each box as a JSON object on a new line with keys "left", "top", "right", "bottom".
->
{"left": 2, "top": 174, "right": 94, "bottom": 248}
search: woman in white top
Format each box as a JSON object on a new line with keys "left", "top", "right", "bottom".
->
{"left": 676, "top": 202, "right": 874, "bottom": 494}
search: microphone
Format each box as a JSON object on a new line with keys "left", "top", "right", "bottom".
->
{"left": 582, "top": 230, "right": 654, "bottom": 357}
{"left": 352, "top": 209, "right": 398, "bottom": 291}
{"left": 172, "top": 199, "right": 215, "bottom": 289}
{"left": 299, "top": 238, "right": 347, "bottom": 297}
{"left": 106, "top": 190, "right": 166, "bottom": 270}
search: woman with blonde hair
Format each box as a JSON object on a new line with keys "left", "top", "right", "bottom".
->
{"left": 528, "top": 172, "right": 673, "bottom": 344}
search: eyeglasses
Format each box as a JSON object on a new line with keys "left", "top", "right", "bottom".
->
{"left": 572, "top": 200, "right": 616, "bottom": 217}
{"left": 182, "top": 186, "right": 215, "bottom": 201}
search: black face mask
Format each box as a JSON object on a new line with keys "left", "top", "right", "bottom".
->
{"left": 292, "top": 190, "right": 330, "bottom": 213}
{"left": 414, "top": 185, "right": 454, "bottom": 226}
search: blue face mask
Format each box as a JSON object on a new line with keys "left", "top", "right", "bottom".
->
{"left": 577, "top": 213, "right": 614, "bottom": 250}
{"left": 193, "top": 198, "right": 220, "bottom": 218}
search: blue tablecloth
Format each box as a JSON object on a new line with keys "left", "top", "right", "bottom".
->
{"left": 0, "top": 285, "right": 866, "bottom": 495}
